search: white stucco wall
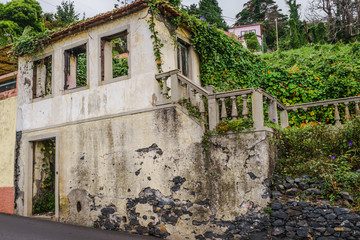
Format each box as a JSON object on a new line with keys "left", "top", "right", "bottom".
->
{"left": 17, "top": 8, "right": 201, "bottom": 132}
{"left": 229, "top": 24, "right": 263, "bottom": 46}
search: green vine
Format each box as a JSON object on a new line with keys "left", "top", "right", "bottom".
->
{"left": 33, "top": 139, "right": 56, "bottom": 215}
{"left": 11, "top": 28, "right": 54, "bottom": 57}
{"left": 145, "top": 0, "right": 164, "bottom": 73}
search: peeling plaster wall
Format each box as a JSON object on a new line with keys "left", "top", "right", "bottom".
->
{"left": 0, "top": 96, "right": 17, "bottom": 214}
{"left": 16, "top": 8, "right": 200, "bottom": 132}
{"left": 15, "top": 106, "right": 275, "bottom": 239}
{"left": 15, "top": 6, "right": 274, "bottom": 239}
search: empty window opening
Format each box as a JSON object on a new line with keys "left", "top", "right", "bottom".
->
{"left": 177, "top": 40, "right": 189, "bottom": 77}
{"left": 64, "top": 44, "right": 87, "bottom": 90}
{"left": 0, "top": 78, "right": 16, "bottom": 93}
{"left": 101, "top": 31, "right": 129, "bottom": 81}
{"left": 77, "top": 201, "right": 82, "bottom": 212}
{"left": 32, "top": 138, "right": 56, "bottom": 216}
{"left": 33, "top": 56, "right": 52, "bottom": 98}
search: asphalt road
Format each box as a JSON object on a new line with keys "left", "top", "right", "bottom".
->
{"left": 0, "top": 213, "right": 158, "bottom": 240}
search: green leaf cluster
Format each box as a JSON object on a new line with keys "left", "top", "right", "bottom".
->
{"left": 272, "top": 117, "right": 360, "bottom": 209}
{"left": 33, "top": 139, "right": 56, "bottom": 214}
{"left": 0, "top": 0, "right": 44, "bottom": 46}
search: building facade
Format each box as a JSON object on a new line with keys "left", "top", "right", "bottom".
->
{"left": 229, "top": 24, "right": 263, "bottom": 47}
{"left": 0, "top": 44, "right": 17, "bottom": 214}
{"left": 14, "top": 2, "right": 274, "bottom": 239}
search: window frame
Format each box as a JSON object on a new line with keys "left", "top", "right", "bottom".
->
{"left": 32, "top": 52, "right": 54, "bottom": 101}
{"left": 62, "top": 40, "right": 89, "bottom": 94}
{"left": 98, "top": 25, "right": 131, "bottom": 86}
{"left": 176, "top": 36, "right": 192, "bottom": 79}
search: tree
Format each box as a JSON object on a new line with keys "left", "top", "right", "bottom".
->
{"left": 43, "top": 1, "right": 80, "bottom": 30}
{"left": 190, "top": 0, "right": 227, "bottom": 30}
{"left": 55, "top": 1, "right": 79, "bottom": 26}
{"left": 286, "top": 0, "right": 306, "bottom": 48}
{"left": 289, "top": 18, "right": 300, "bottom": 48}
{"left": 235, "top": 0, "right": 287, "bottom": 50}
{"left": 114, "top": 0, "right": 134, "bottom": 8}
{"left": 0, "top": 0, "right": 44, "bottom": 46}
{"left": 307, "top": 0, "right": 359, "bottom": 42}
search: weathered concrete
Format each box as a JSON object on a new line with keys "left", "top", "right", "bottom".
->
{"left": 16, "top": 8, "right": 201, "bottom": 132}
{"left": 15, "top": 5, "right": 275, "bottom": 239}
{"left": 15, "top": 106, "right": 275, "bottom": 239}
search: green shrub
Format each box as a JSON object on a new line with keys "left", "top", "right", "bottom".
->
{"left": 244, "top": 32, "right": 261, "bottom": 52}
{"left": 216, "top": 118, "right": 253, "bottom": 134}
{"left": 273, "top": 117, "right": 360, "bottom": 209}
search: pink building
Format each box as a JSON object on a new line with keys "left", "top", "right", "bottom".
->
{"left": 228, "top": 24, "right": 263, "bottom": 47}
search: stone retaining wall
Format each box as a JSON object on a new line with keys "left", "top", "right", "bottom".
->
{"left": 268, "top": 175, "right": 360, "bottom": 240}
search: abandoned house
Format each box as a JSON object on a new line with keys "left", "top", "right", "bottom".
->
{"left": 15, "top": 1, "right": 275, "bottom": 239}
{"left": 0, "top": 44, "right": 17, "bottom": 215}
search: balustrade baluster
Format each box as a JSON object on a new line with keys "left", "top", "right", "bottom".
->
{"left": 199, "top": 94, "right": 206, "bottom": 125}
{"left": 231, "top": 96, "right": 238, "bottom": 120}
{"left": 184, "top": 84, "right": 189, "bottom": 100}
{"left": 344, "top": 102, "right": 350, "bottom": 121}
{"left": 241, "top": 95, "right": 249, "bottom": 119}
{"left": 334, "top": 104, "right": 341, "bottom": 126}
{"left": 190, "top": 88, "right": 196, "bottom": 106}
{"left": 355, "top": 101, "right": 360, "bottom": 116}
{"left": 162, "top": 77, "right": 168, "bottom": 97}
{"left": 208, "top": 96, "right": 219, "bottom": 130}
{"left": 280, "top": 110, "right": 289, "bottom": 128}
{"left": 220, "top": 98, "right": 227, "bottom": 121}
{"left": 252, "top": 91, "right": 264, "bottom": 129}
{"left": 268, "top": 100, "right": 278, "bottom": 124}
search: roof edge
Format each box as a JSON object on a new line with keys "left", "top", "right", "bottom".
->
{"left": 48, "top": 1, "right": 180, "bottom": 44}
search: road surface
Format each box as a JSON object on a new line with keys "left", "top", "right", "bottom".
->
{"left": 0, "top": 213, "right": 158, "bottom": 240}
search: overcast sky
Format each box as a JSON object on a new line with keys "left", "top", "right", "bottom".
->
{"left": 0, "top": 0, "right": 310, "bottom": 26}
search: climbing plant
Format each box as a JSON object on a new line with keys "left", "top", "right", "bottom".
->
{"left": 33, "top": 139, "right": 56, "bottom": 214}
{"left": 11, "top": 27, "right": 54, "bottom": 57}
{"left": 145, "top": 0, "right": 164, "bottom": 73}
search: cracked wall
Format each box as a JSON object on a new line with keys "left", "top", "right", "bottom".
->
{"left": 15, "top": 106, "right": 275, "bottom": 239}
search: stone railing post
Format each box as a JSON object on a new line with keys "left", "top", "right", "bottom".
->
{"left": 242, "top": 95, "right": 249, "bottom": 119}
{"left": 280, "top": 110, "right": 289, "bottom": 128}
{"left": 208, "top": 96, "right": 219, "bottom": 131}
{"left": 252, "top": 91, "right": 264, "bottom": 129}
{"left": 170, "top": 73, "right": 180, "bottom": 102}
{"left": 268, "top": 100, "right": 278, "bottom": 124}
{"left": 344, "top": 102, "right": 350, "bottom": 121}
{"left": 334, "top": 104, "right": 341, "bottom": 126}
{"left": 356, "top": 101, "right": 360, "bottom": 116}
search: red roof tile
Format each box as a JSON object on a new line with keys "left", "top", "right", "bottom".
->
{"left": 49, "top": 1, "right": 180, "bottom": 43}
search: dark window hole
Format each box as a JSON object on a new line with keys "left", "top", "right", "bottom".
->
{"left": 77, "top": 201, "right": 82, "bottom": 212}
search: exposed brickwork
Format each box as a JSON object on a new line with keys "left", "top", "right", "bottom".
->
{"left": 0, "top": 187, "right": 14, "bottom": 214}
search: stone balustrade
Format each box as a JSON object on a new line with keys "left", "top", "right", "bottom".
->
{"left": 287, "top": 96, "right": 360, "bottom": 126}
{"left": 155, "top": 70, "right": 360, "bottom": 130}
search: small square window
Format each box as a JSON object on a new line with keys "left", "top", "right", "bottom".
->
{"left": 101, "top": 31, "right": 129, "bottom": 82}
{"left": 33, "top": 55, "right": 52, "bottom": 98}
{"left": 64, "top": 44, "right": 87, "bottom": 90}
{"left": 177, "top": 40, "right": 189, "bottom": 77}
